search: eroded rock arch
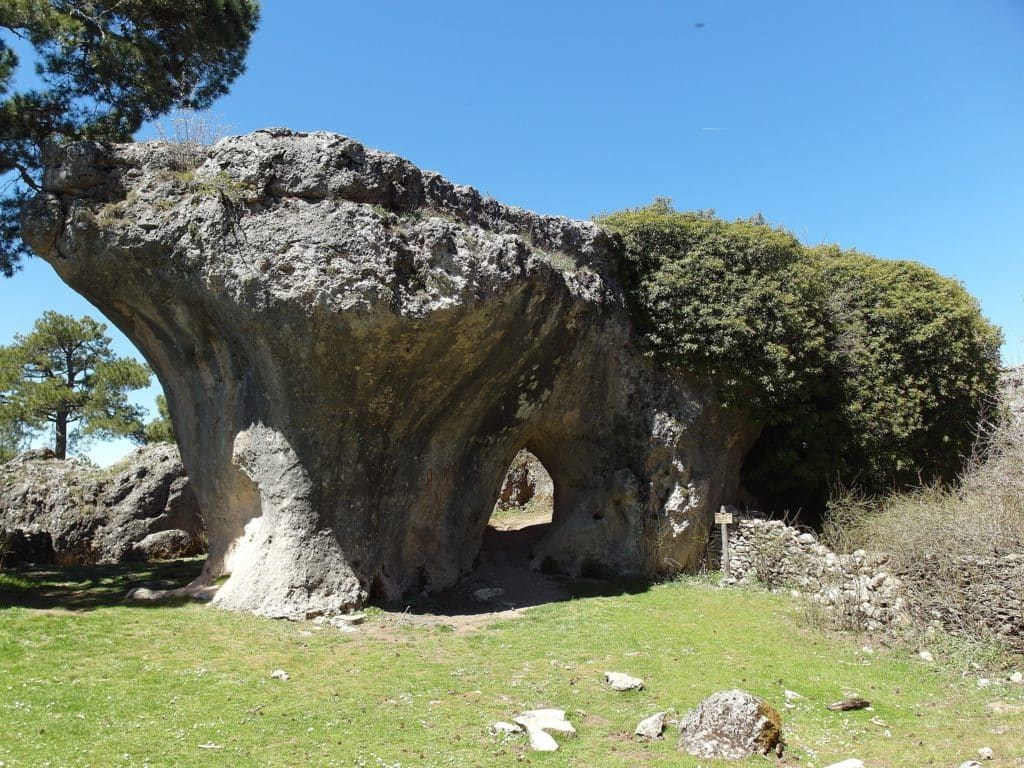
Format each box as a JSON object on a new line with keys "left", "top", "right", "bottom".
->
{"left": 22, "top": 130, "right": 757, "bottom": 618}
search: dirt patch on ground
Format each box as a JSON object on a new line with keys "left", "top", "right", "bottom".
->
{"left": 365, "top": 512, "right": 571, "bottom": 636}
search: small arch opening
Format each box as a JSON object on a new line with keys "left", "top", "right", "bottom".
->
{"left": 474, "top": 448, "right": 556, "bottom": 577}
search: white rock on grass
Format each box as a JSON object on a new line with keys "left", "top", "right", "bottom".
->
{"left": 977, "top": 678, "right": 992, "bottom": 688}
{"left": 635, "top": 712, "right": 666, "bottom": 740}
{"left": 490, "top": 721, "right": 522, "bottom": 735}
{"left": 918, "top": 650, "right": 934, "bottom": 662}
{"left": 824, "top": 760, "right": 864, "bottom": 768}
{"left": 513, "top": 709, "right": 576, "bottom": 752}
{"left": 978, "top": 747, "right": 994, "bottom": 760}
{"left": 959, "top": 761, "right": 984, "bottom": 768}
{"left": 605, "top": 671, "right": 644, "bottom": 691}
{"left": 1010, "top": 671, "right": 1023, "bottom": 684}
{"left": 269, "top": 669, "right": 290, "bottom": 681}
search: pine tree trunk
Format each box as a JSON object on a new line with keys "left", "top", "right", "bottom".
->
{"left": 54, "top": 411, "right": 68, "bottom": 459}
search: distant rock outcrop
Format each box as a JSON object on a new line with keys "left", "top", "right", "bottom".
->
{"left": 0, "top": 444, "right": 204, "bottom": 565}
{"left": 22, "top": 130, "right": 757, "bottom": 618}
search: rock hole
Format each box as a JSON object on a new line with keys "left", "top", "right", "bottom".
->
{"left": 479, "top": 449, "right": 554, "bottom": 564}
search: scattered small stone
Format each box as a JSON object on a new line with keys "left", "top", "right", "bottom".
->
{"left": 958, "top": 761, "right": 984, "bottom": 768}
{"left": 473, "top": 587, "right": 505, "bottom": 602}
{"left": 197, "top": 743, "right": 224, "bottom": 750}
{"left": 918, "top": 650, "right": 934, "bottom": 662}
{"left": 604, "top": 671, "right": 644, "bottom": 691}
{"left": 677, "top": 689, "right": 782, "bottom": 759}
{"left": 827, "top": 697, "right": 871, "bottom": 711}
{"left": 823, "top": 760, "right": 863, "bottom": 768}
{"left": 1009, "top": 671, "right": 1023, "bottom": 684}
{"left": 328, "top": 613, "right": 365, "bottom": 632}
{"left": 331, "top": 612, "right": 366, "bottom": 626}
{"left": 784, "top": 689, "right": 804, "bottom": 701}
{"left": 270, "top": 669, "right": 290, "bottom": 681}
{"left": 977, "top": 678, "right": 992, "bottom": 689}
{"left": 978, "top": 747, "right": 994, "bottom": 760}
{"left": 986, "top": 702, "right": 1024, "bottom": 715}
{"left": 491, "top": 721, "right": 523, "bottom": 735}
{"left": 635, "top": 712, "right": 666, "bottom": 740}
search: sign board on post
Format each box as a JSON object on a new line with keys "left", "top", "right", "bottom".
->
{"left": 717, "top": 505, "right": 735, "bottom": 577}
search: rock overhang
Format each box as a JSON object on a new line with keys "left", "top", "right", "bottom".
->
{"left": 22, "top": 128, "right": 758, "bottom": 618}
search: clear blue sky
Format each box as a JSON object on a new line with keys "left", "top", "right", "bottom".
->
{"left": 3, "top": 0, "right": 1023, "bottom": 463}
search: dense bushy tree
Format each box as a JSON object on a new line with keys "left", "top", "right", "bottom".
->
{"left": 1, "top": 0, "right": 261, "bottom": 275}
{"left": 597, "top": 201, "right": 1003, "bottom": 513}
{"left": 598, "top": 199, "right": 831, "bottom": 420}
{"left": 0, "top": 311, "right": 151, "bottom": 458}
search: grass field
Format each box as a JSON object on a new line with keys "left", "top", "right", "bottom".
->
{"left": 1, "top": 560, "right": 1022, "bottom": 768}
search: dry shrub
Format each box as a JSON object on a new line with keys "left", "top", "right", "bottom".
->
{"left": 153, "top": 109, "right": 232, "bottom": 170}
{"left": 823, "top": 402, "right": 1024, "bottom": 645}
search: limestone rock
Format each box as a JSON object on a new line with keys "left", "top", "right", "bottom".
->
{"left": 677, "top": 689, "right": 782, "bottom": 759}
{"left": 269, "top": 669, "right": 289, "bottom": 681}
{"left": 490, "top": 721, "right": 522, "bottom": 735}
{"left": 22, "top": 130, "right": 758, "bottom": 618}
{"left": 0, "top": 444, "right": 204, "bottom": 565}
{"left": 513, "top": 709, "right": 575, "bottom": 752}
{"left": 496, "top": 449, "right": 553, "bottom": 508}
{"left": 635, "top": 711, "right": 666, "bottom": 740}
{"left": 472, "top": 587, "right": 505, "bottom": 602}
{"left": 824, "top": 761, "right": 864, "bottom": 768}
{"left": 605, "top": 671, "right": 644, "bottom": 691}
{"left": 131, "top": 529, "right": 195, "bottom": 561}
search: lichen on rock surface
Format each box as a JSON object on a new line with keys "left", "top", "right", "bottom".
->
{"left": 21, "top": 129, "right": 757, "bottom": 618}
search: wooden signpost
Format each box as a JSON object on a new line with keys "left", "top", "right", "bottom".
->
{"left": 716, "top": 506, "right": 734, "bottom": 576}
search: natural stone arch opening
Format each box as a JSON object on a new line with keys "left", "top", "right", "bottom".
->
{"left": 479, "top": 448, "right": 556, "bottom": 570}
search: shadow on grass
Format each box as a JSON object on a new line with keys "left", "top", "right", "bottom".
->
{"left": 0, "top": 558, "right": 205, "bottom": 612}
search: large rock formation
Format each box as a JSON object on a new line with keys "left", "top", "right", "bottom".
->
{"left": 21, "top": 130, "right": 757, "bottom": 618}
{"left": 0, "top": 444, "right": 204, "bottom": 565}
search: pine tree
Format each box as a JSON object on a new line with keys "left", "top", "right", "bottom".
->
{"left": 143, "top": 394, "right": 175, "bottom": 445}
{"left": 0, "top": 0, "right": 261, "bottom": 275}
{"left": 0, "top": 311, "right": 151, "bottom": 458}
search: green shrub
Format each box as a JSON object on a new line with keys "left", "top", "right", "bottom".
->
{"left": 597, "top": 201, "right": 1003, "bottom": 513}
{"left": 597, "top": 200, "right": 831, "bottom": 420}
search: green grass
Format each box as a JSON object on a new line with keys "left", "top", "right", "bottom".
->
{"left": 1, "top": 563, "right": 1022, "bottom": 767}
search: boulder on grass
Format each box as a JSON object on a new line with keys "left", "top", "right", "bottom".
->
{"left": 677, "top": 689, "right": 782, "bottom": 759}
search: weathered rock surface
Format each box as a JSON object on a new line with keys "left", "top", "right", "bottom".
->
{"left": 605, "top": 671, "right": 645, "bottom": 691}
{"left": 635, "top": 711, "right": 667, "bottom": 740}
{"left": 0, "top": 444, "right": 204, "bottom": 565}
{"left": 496, "top": 448, "right": 553, "bottom": 508}
{"left": 513, "top": 709, "right": 576, "bottom": 752}
{"left": 677, "top": 689, "right": 782, "bottom": 759}
{"left": 22, "top": 129, "right": 758, "bottom": 618}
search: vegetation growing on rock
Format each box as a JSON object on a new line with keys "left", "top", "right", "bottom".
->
{"left": 597, "top": 201, "right": 1003, "bottom": 512}
{"left": 0, "top": 0, "right": 261, "bottom": 275}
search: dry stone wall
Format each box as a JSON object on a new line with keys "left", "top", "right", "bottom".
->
{"left": 710, "top": 513, "right": 1023, "bottom": 642}
{"left": 710, "top": 515, "right": 905, "bottom": 632}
